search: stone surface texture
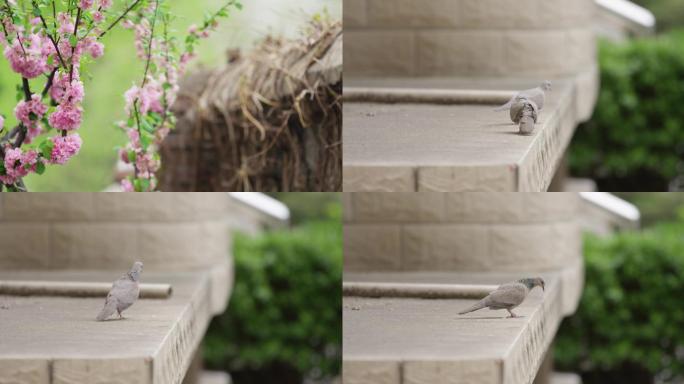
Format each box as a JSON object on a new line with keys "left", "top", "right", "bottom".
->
{"left": 344, "top": 0, "right": 596, "bottom": 77}
{"left": 343, "top": 271, "right": 576, "bottom": 384}
{"left": 343, "top": 72, "right": 599, "bottom": 192}
{"left": 0, "top": 270, "right": 213, "bottom": 384}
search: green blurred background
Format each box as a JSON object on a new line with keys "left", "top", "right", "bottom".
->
{"left": 555, "top": 193, "right": 684, "bottom": 383}
{"left": 203, "top": 193, "right": 341, "bottom": 384}
{"left": 0, "top": 0, "right": 341, "bottom": 191}
{"left": 568, "top": 0, "right": 684, "bottom": 191}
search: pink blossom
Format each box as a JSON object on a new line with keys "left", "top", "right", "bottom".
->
{"left": 0, "top": 148, "right": 39, "bottom": 184}
{"left": 57, "top": 13, "right": 75, "bottom": 35}
{"left": 49, "top": 134, "right": 82, "bottom": 165}
{"left": 4, "top": 34, "right": 49, "bottom": 78}
{"left": 21, "top": 149, "right": 39, "bottom": 173}
{"left": 99, "top": 0, "right": 113, "bottom": 10}
{"left": 25, "top": 123, "right": 43, "bottom": 145}
{"left": 85, "top": 38, "right": 104, "bottom": 59}
{"left": 124, "top": 86, "right": 140, "bottom": 114}
{"left": 124, "top": 83, "right": 163, "bottom": 115}
{"left": 30, "top": 17, "right": 41, "bottom": 26}
{"left": 127, "top": 128, "right": 141, "bottom": 149}
{"left": 48, "top": 104, "right": 83, "bottom": 131}
{"left": 93, "top": 11, "right": 104, "bottom": 24}
{"left": 121, "top": 178, "right": 134, "bottom": 192}
{"left": 50, "top": 71, "right": 84, "bottom": 103}
{"left": 79, "top": 0, "right": 94, "bottom": 10}
{"left": 0, "top": 148, "right": 22, "bottom": 184}
{"left": 14, "top": 95, "right": 48, "bottom": 127}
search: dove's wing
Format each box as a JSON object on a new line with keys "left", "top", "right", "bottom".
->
{"left": 96, "top": 292, "right": 118, "bottom": 321}
{"left": 519, "top": 87, "right": 545, "bottom": 110}
{"left": 484, "top": 283, "right": 527, "bottom": 309}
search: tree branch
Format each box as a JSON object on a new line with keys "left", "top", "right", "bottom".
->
{"left": 98, "top": 0, "right": 143, "bottom": 39}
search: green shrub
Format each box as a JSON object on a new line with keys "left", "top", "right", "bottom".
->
{"left": 203, "top": 215, "right": 342, "bottom": 384}
{"left": 555, "top": 224, "right": 684, "bottom": 383}
{"left": 569, "top": 32, "right": 684, "bottom": 191}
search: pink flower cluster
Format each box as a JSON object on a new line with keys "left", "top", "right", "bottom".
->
{"left": 118, "top": 1, "right": 239, "bottom": 191}
{"left": 0, "top": 147, "right": 39, "bottom": 185}
{"left": 3, "top": 33, "right": 55, "bottom": 79}
{"left": 0, "top": 0, "right": 121, "bottom": 188}
{"left": 124, "top": 81, "right": 164, "bottom": 115}
{"left": 14, "top": 95, "right": 48, "bottom": 143}
{"left": 49, "top": 134, "right": 83, "bottom": 165}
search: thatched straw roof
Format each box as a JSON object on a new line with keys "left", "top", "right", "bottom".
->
{"left": 160, "top": 19, "right": 342, "bottom": 191}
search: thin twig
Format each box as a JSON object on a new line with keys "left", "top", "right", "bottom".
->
{"left": 33, "top": 1, "right": 67, "bottom": 68}
{"left": 69, "top": 7, "right": 82, "bottom": 82}
{"left": 98, "top": 0, "right": 142, "bottom": 39}
{"left": 42, "top": 68, "right": 57, "bottom": 97}
{"left": 141, "top": 0, "right": 160, "bottom": 87}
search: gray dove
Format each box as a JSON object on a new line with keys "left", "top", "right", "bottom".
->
{"left": 494, "top": 81, "right": 551, "bottom": 112}
{"left": 458, "top": 277, "right": 545, "bottom": 318}
{"left": 96, "top": 261, "right": 143, "bottom": 321}
{"left": 510, "top": 98, "right": 539, "bottom": 135}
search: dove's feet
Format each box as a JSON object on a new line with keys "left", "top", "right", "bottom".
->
{"left": 506, "top": 309, "right": 518, "bottom": 318}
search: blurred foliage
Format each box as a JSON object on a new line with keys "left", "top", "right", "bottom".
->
{"left": 203, "top": 199, "right": 341, "bottom": 384}
{"left": 268, "top": 193, "right": 341, "bottom": 225}
{"left": 615, "top": 192, "right": 684, "bottom": 227}
{"left": 555, "top": 222, "right": 684, "bottom": 383}
{"left": 633, "top": 0, "right": 684, "bottom": 32}
{"left": 568, "top": 32, "right": 684, "bottom": 191}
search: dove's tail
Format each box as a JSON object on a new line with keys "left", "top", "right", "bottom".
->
{"left": 96, "top": 297, "right": 117, "bottom": 321}
{"left": 493, "top": 101, "right": 512, "bottom": 112}
{"left": 458, "top": 299, "right": 487, "bottom": 315}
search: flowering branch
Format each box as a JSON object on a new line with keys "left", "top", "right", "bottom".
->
{"left": 118, "top": 0, "right": 242, "bottom": 192}
{"left": 0, "top": 0, "right": 142, "bottom": 191}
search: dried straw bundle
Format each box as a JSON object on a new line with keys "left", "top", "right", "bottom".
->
{"left": 159, "top": 19, "right": 342, "bottom": 191}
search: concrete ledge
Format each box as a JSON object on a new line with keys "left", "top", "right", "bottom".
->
{"left": 0, "top": 269, "right": 221, "bottom": 384}
{"left": 343, "top": 271, "right": 574, "bottom": 384}
{"left": 552, "top": 372, "right": 582, "bottom": 384}
{"left": 343, "top": 67, "right": 598, "bottom": 191}
{"left": 200, "top": 371, "right": 232, "bottom": 384}
{"left": 344, "top": 88, "right": 513, "bottom": 105}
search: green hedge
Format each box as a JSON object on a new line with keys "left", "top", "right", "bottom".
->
{"left": 555, "top": 224, "right": 684, "bottom": 383}
{"left": 203, "top": 217, "right": 342, "bottom": 384}
{"left": 569, "top": 32, "right": 684, "bottom": 191}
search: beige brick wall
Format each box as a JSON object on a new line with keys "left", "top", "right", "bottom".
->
{"left": 345, "top": 0, "right": 596, "bottom": 77}
{"left": 344, "top": 192, "right": 581, "bottom": 272}
{"left": 0, "top": 193, "right": 239, "bottom": 271}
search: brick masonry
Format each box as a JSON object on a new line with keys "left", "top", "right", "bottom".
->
{"left": 344, "top": 0, "right": 596, "bottom": 77}
{"left": 344, "top": 193, "right": 581, "bottom": 272}
{"left": 0, "top": 194, "right": 244, "bottom": 271}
